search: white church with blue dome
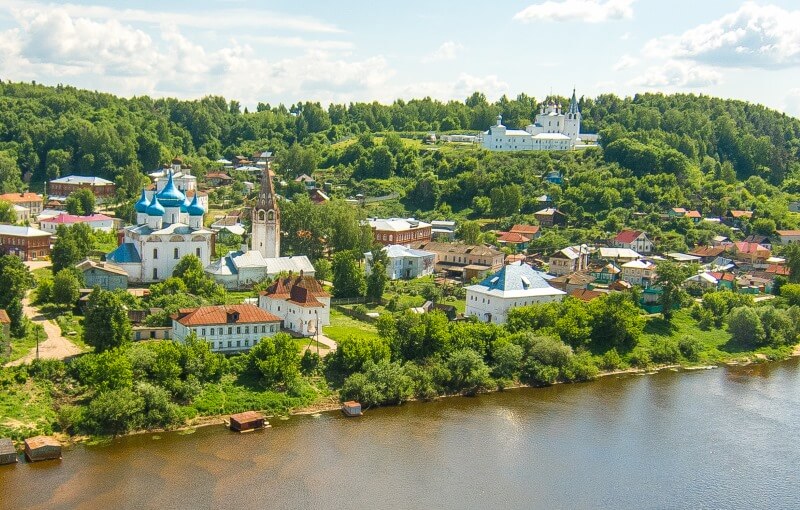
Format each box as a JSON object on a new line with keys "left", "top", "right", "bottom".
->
{"left": 106, "top": 170, "right": 214, "bottom": 282}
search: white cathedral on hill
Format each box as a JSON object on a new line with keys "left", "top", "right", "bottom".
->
{"left": 481, "top": 89, "right": 597, "bottom": 151}
{"left": 205, "top": 167, "right": 314, "bottom": 289}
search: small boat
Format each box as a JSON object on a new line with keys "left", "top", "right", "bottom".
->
{"left": 341, "top": 401, "right": 362, "bottom": 417}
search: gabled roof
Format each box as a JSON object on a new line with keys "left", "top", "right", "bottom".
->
{"left": 550, "top": 247, "right": 580, "bottom": 260}
{"left": 411, "top": 241, "right": 502, "bottom": 257}
{"left": 689, "top": 246, "right": 726, "bottom": 257}
{"left": 49, "top": 175, "right": 114, "bottom": 185}
{"left": 685, "top": 210, "right": 702, "bottom": 218}
{"left": 729, "top": 210, "right": 753, "bottom": 218}
{"left": 733, "top": 242, "right": 769, "bottom": 254}
{"left": 534, "top": 208, "right": 565, "bottom": 217}
{"left": 76, "top": 259, "right": 128, "bottom": 277}
{"left": 776, "top": 230, "right": 800, "bottom": 237}
{"left": 622, "top": 259, "right": 656, "bottom": 270}
{"left": 42, "top": 213, "right": 113, "bottom": 225}
{"left": 174, "top": 304, "right": 281, "bottom": 327}
{"left": 0, "top": 192, "right": 43, "bottom": 203}
{"left": 382, "top": 244, "right": 435, "bottom": 259}
{"left": 614, "top": 229, "right": 645, "bottom": 244}
{"left": 262, "top": 275, "right": 329, "bottom": 301}
{"left": 510, "top": 224, "right": 540, "bottom": 235}
{"left": 0, "top": 225, "right": 50, "bottom": 237}
{"left": 496, "top": 232, "right": 531, "bottom": 244}
{"left": 569, "top": 288, "right": 605, "bottom": 302}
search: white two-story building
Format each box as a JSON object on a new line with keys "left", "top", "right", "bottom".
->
{"left": 258, "top": 274, "right": 331, "bottom": 336}
{"left": 172, "top": 304, "right": 282, "bottom": 353}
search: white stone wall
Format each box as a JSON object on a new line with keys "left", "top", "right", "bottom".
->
{"left": 465, "top": 289, "right": 563, "bottom": 324}
{"left": 173, "top": 320, "right": 280, "bottom": 352}
{"left": 258, "top": 295, "right": 330, "bottom": 336}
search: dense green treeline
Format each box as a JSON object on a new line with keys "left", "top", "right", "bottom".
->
{"left": 1, "top": 80, "right": 799, "bottom": 194}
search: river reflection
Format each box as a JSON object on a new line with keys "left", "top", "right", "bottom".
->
{"left": 2, "top": 360, "right": 800, "bottom": 510}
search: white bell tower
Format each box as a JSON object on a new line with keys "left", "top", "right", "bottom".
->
{"left": 251, "top": 166, "right": 280, "bottom": 258}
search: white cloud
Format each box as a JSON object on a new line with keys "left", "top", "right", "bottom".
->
{"left": 642, "top": 2, "right": 800, "bottom": 69}
{"left": 514, "top": 0, "right": 635, "bottom": 23}
{"left": 784, "top": 88, "right": 800, "bottom": 119}
{"left": 422, "top": 41, "right": 463, "bottom": 63}
{"left": 393, "top": 73, "right": 509, "bottom": 103}
{"left": 629, "top": 60, "right": 722, "bottom": 88}
{"left": 612, "top": 54, "right": 638, "bottom": 71}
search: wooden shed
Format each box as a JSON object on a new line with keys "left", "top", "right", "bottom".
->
{"left": 342, "top": 401, "right": 362, "bottom": 417}
{"left": 229, "top": 411, "right": 267, "bottom": 432}
{"left": 24, "top": 436, "right": 62, "bottom": 462}
{"left": 0, "top": 438, "right": 17, "bottom": 465}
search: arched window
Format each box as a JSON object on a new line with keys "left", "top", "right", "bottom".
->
{"left": 153, "top": 248, "right": 158, "bottom": 259}
{"left": 196, "top": 247, "right": 201, "bottom": 257}
{"left": 267, "top": 210, "right": 274, "bottom": 221}
{"left": 258, "top": 210, "right": 265, "bottom": 221}
{"left": 174, "top": 247, "right": 179, "bottom": 259}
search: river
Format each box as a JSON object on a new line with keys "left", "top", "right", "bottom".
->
{"left": 2, "top": 360, "right": 800, "bottom": 510}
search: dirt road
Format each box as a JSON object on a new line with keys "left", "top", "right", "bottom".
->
{"left": 5, "top": 292, "right": 84, "bottom": 367}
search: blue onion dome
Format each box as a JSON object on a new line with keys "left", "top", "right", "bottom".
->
{"left": 134, "top": 189, "right": 150, "bottom": 213}
{"left": 180, "top": 194, "right": 191, "bottom": 213}
{"left": 187, "top": 194, "right": 205, "bottom": 216}
{"left": 146, "top": 197, "right": 166, "bottom": 216}
{"left": 156, "top": 170, "right": 186, "bottom": 207}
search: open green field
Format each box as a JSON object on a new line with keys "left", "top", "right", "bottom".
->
{"left": 323, "top": 309, "right": 379, "bottom": 342}
{"left": 0, "top": 373, "right": 56, "bottom": 441}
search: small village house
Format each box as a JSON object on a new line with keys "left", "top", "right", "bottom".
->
{"left": 611, "top": 230, "right": 653, "bottom": 254}
{"left": 430, "top": 220, "right": 457, "bottom": 241}
{"left": 775, "top": 230, "right": 800, "bottom": 245}
{"left": 258, "top": 274, "right": 330, "bottom": 336}
{"left": 588, "top": 263, "right": 620, "bottom": 283}
{"left": 548, "top": 246, "right": 590, "bottom": 276}
{"left": 495, "top": 231, "right": 531, "bottom": 252}
{"left": 465, "top": 262, "right": 565, "bottom": 324}
{"left": 620, "top": 259, "right": 657, "bottom": 288}
{"left": 364, "top": 244, "right": 436, "bottom": 280}
{"left": 40, "top": 213, "right": 117, "bottom": 233}
{"left": 597, "top": 247, "right": 642, "bottom": 263}
{"left": 509, "top": 224, "right": 541, "bottom": 239}
{"left": 728, "top": 242, "right": 771, "bottom": 267}
{"left": 569, "top": 288, "right": 606, "bottom": 302}
{"left": 549, "top": 271, "right": 595, "bottom": 293}
{"left": 725, "top": 210, "right": 753, "bottom": 228}
{"left": 411, "top": 241, "right": 504, "bottom": 281}
{"left": 0, "top": 192, "right": 43, "bottom": 218}
{"left": 688, "top": 245, "right": 727, "bottom": 263}
{"left": 76, "top": 259, "right": 129, "bottom": 291}
{"left": 534, "top": 208, "right": 567, "bottom": 227}
{"left": 229, "top": 411, "right": 267, "bottom": 432}
{"left": 172, "top": 304, "right": 282, "bottom": 353}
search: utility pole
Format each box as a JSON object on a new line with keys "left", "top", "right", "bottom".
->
{"left": 315, "top": 311, "right": 320, "bottom": 357}
{"left": 35, "top": 326, "right": 40, "bottom": 360}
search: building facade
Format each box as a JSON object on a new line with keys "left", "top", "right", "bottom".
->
{"left": 465, "top": 262, "right": 565, "bottom": 324}
{"left": 105, "top": 172, "right": 214, "bottom": 283}
{"left": 76, "top": 259, "right": 128, "bottom": 290}
{"left": 364, "top": 244, "right": 436, "bottom": 280}
{"left": 0, "top": 192, "right": 43, "bottom": 218}
{"left": 0, "top": 225, "right": 51, "bottom": 260}
{"left": 368, "top": 218, "right": 432, "bottom": 246}
{"left": 548, "top": 246, "right": 589, "bottom": 276}
{"left": 47, "top": 175, "right": 116, "bottom": 203}
{"left": 411, "top": 241, "right": 504, "bottom": 280}
{"left": 620, "top": 259, "right": 657, "bottom": 287}
{"left": 258, "top": 275, "right": 330, "bottom": 336}
{"left": 206, "top": 250, "right": 314, "bottom": 290}
{"left": 172, "top": 304, "right": 282, "bottom": 353}
{"left": 40, "top": 213, "right": 117, "bottom": 233}
{"left": 612, "top": 230, "right": 653, "bottom": 254}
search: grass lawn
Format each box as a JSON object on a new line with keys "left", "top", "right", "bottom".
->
{"left": 638, "top": 309, "right": 790, "bottom": 364}
{"left": 0, "top": 373, "right": 57, "bottom": 441}
{"left": 3, "top": 324, "right": 44, "bottom": 364}
{"left": 190, "top": 374, "right": 315, "bottom": 417}
{"left": 323, "top": 309, "right": 379, "bottom": 342}
{"left": 31, "top": 266, "right": 52, "bottom": 283}
{"left": 293, "top": 338, "right": 328, "bottom": 351}
{"left": 55, "top": 313, "right": 89, "bottom": 350}
{"left": 225, "top": 291, "right": 257, "bottom": 304}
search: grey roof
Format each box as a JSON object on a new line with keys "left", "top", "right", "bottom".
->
{"left": 106, "top": 243, "right": 141, "bottom": 264}
{"left": 466, "top": 262, "right": 564, "bottom": 298}
{"left": 76, "top": 259, "right": 128, "bottom": 277}
{"left": 367, "top": 217, "right": 432, "bottom": 232}
{"left": 380, "top": 244, "right": 435, "bottom": 259}
{"left": 0, "top": 224, "right": 50, "bottom": 237}
{"left": 206, "top": 251, "right": 314, "bottom": 276}
{"left": 50, "top": 175, "right": 114, "bottom": 185}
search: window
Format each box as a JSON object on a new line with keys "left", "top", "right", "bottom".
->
{"left": 228, "top": 327, "right": 232, "bottom": 335}
{"left": 261, "top": 325, "right": 266, "bottom": 333}
{"left": 245, "top": 340, "right": 249, "bottom": 347}
{"left": 202, "top": 328, "right": 206, "bottom": 336}
{"left": 153, "top": 268, "right": 158, "bottom": 279}
{"left": 236, "top": 340, "right": 241, "bottom": 347}
{"left": 244, "top": 326, "right": 249, "bottom": 334}
{"left": 196, "top": 247, "right": 201, "bottom": 257}
{"left": 227, "top": 341, "right": 232, "bottom": 348}
{"left": 258, "top": 210, "right": 265, "bottom": 221}
{"left": 174, "top": 248, "right": 179, "bottom": 259}
{"left": 268, "top": 210, "right": 274, "bottom": 220}
{"left": 236, "top": 326, "right": 241, "bottom": 334}
{"left": 153, "top": 248, "right": 158, "bottom": 259}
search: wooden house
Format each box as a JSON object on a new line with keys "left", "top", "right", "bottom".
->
{"left": 342, "top": 401, "right": 362, "bottom": 417}
{"left": 24, "top": 436, "right": 61, "bottom": 462}
{"left": 0, "top": 438, "right": 17, "bottom": 465}
{"left": 229, "top": 411, "right": 267, "bottom": 432}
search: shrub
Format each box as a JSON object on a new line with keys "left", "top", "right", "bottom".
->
{"left": 600, "top": 348, "right": 623, "bottom": 370}
{"left": 678, "top": 336, "right": 703, "bottom": 361}
{"left": 629, "top": 347, "right": 652, "bottom": 369}
{"left": 562, "top": 352, "right": 599, "bottom": 382}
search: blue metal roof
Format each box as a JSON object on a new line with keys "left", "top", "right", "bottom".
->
{"left": 187, "top": 194, "right": 205, "bottom": 216}
{"left": 155, "top": 170, "right": 186, "bottom": 207}
{"left": 476, "top": 262, "right": 554, "bottom": 291}
{"left": 146, "top": 197, "right": 166, "bottom": 216}
{"left": 106, "top": 243, "right": 141, "bottom": 264}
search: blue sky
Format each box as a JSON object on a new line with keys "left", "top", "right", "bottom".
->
{"left": 1, "top": 0, "right": 799, "bottom": 118}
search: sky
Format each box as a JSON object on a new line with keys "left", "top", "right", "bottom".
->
{"left": 1, "top": 0, "right": 799, "bottom": 118}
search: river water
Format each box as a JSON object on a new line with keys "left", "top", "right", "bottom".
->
{"left": 2, "top": 360, "right": 800, "bottom": 510}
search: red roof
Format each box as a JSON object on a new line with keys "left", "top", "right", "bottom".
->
{"left": 688, "top": 246, "right": 726, "bottom": 257}
{"left": 43, "top": 213, "right": 113, "bottom": 225}
{"left": 733, "top": 242, "right": 768, "bottom": 254}
{"left": 729, "top": 210, "right": 753, "bottom": 218}
{"left": 174, "top": 304, "right": 280, "bottom": 327}
{"left": 569, "top": 289, "right": 605, "bottom": 302}
{"left": 0, "top": 309, "right": 9, "bottom": 324}
{"left": 0, "top": 192, "right": 42, "bottom": 203}
{"left": 685, "top": 210, "right": 701, "bottom": 218}
{"left": 614, "top": 230, "right": 644, "bottom": 244}
{"left": 262, "top": 275, "right": 329, "bottom": 307}
{"left": 496, "top": 231, "right": 531, "bottom": 244}
{"left": 776, "top": 230, "right": 800, "bottom": 236}
{"left": 709, "top": 271, "right": 736, "bottom": 282}
{"left": 766, "top": 264, "right": 790, "bottom": 275}
{"left": 510, "top": 224, "right": 540, "bottom": 235}
{"left": 206, "top": 173, "right": 232, "bottom": 180}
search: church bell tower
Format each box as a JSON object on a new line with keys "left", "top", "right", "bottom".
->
{"left": 251, "top": 165, "right": 280, "bottom": 258}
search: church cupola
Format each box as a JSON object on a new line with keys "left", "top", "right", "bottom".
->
{"left": 251, "top": 166, "right": 281, "bottom": 258}
{"left": 187, "top": 194, "right": 205, "bottom": 228}
{"left": 135, "top": 189, "right": 150, "bottom": 224}
{"left": 146, "top": 194, "right": 165, "bottom": 229}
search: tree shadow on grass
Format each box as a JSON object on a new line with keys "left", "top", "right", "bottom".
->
{"left": 643, "top": 316, "right": 677, "bottom": 336}
{"left": 720, "top": 337, "right": 759, "bottom": 354}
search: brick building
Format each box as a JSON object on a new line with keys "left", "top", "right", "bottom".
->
{"left": 0, "top": 192, "right": 44, "bottom": 218}
{"left": 0, "top": 225, "right": 51, "bottom": 260}
{"left": 367, "top": 218, "right": 432, "bottom": 246}
{"left": 48, "top": 175, "right": 116, "bottom": 203}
